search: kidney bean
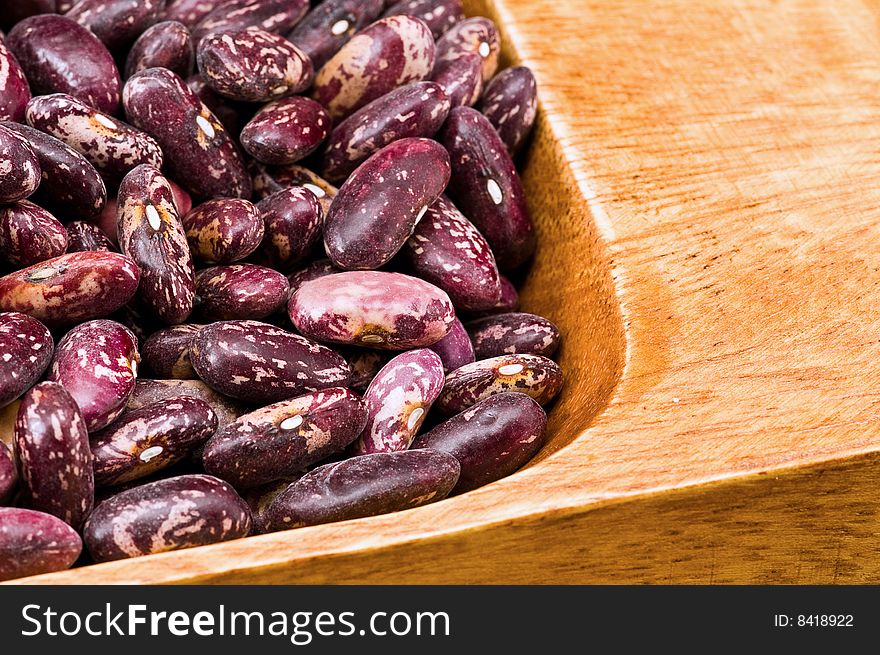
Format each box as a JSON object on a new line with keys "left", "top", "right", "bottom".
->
{"left": 479, "top": 66, "right": 538, "bottom": 156}
{"left": 244, "top": 476, "right": 302, "bottom": 533}
{"left": 203, "top": 386, "right": 367, "bottom": 489}
{"left": 190, "top": 320, "right": 351, "bottom": 403}
{"left": 251, "top": 162, "right": 337, "bottom": 214}
{"left": 312, "top": 15, "right": 435, "bottom": 120}
{"left": 0, "top": 508, "right": 82, "bottom": 581}
{"left": 0, "top": 441, "right": 15, "bottom": 504}
{"left": 0, "top": 35, "right": 31, "bottom": 122}
{"left": 66, "top": 0, "right": 167, "bottom": 53}
{"left": 413, "top": 391, "right": 546, "bottom": 492}
{"left": 351, "top": 349, "right": 444, "bottom": 455}
{"left": 26, "top": 93, "right": 164, "bottom": 187}
{"left": 290, "top": 271, "right": 455, "bottom": 349}
{"left": 403, "top": 195, "right": 501, "bottom": 312}
{"left": 320, "top": 81, "right": 450, "bottom": 182}
{"left": 342, "top": 348, "right": 390, "bottom": 393}
{"left": 0, "top": 252, "right": 140, "bottom": 326}
{"left": 241, "top": 96, "right": 329, "bottom": 165}
{"left": 118, "top": 164, "right": 196, "bottom": 324}
{"left": 197, "top": 28, "right": 312, "bottom": 103}
{"left": 285, "top": 0, "right": 384, "bottom": 71}
{"left": 65, "top": 221, "right": 115, "bottom": 253}
{"left": 84, "top": 474, "right": 251, "bottom": 562}
{"left": 123, "top": 67, "right": 251, "bottom": 199}
{"left": 430, "top": 51, "right": 483, "bottom": 108}
{"left": 14, "top": 382, "right": 94, "bottom": 529}
{"left": 195, "top": 264, "right": 289, "bottom": 321}
{"left": 125, "top": 20, "right": 194, "bottom": 79}
{"left": 192, "top": 0, "right": 309, "bottom": 45}
{"left": 286, "top": 258, "right": 341, "bottom": 297}
{"left": 163, "top": 0, "right": 227, "bottom": 27}
{"left": 382, "top": 0, "right": 463, "bottom": 39}
{"left": 263, "top": 449, "right": 459, "bottom": 531}
{"left": 0, "top": 312, "right": 52, "bottom": 409}
{"left": 257, "top": 186, "right": 322, "bottom": 272}
{"left": 466, "top": 312, "right": 560, "bottom": 360}
{"left": 428, "top": 316, "right": 474, "bottom": 373}
{"left": 183, "top": 198, "right": 264, "bottom": 264}
{"left": 435, "top": 16, "right": 499, "bottom": 82}
{"left": 436, "top": 353, "right": 563, "bottom": 415}
{"left": 324, "top": 138, "right": 450, "bottom": 270}
{"left": 2, "top": 122, "right": 107, "bottom": 219}
{"left": 48, "top": 319, "right": 139, "bottom": 431}
{"left": 0, "top": 123, "right": 39, "bottom": 204}
{"left": 141, "top": 324, "right": 202, "bottom": 379}
{"left": 0, "top": 201, "right": 68, "bottom": 268}
{"left": 91, "top": 396, "right": 217, "bottom": 486}
{"left": 483, "top": 274, "right": 519, "bottom": 314}
{"left": 6, "top": 15, "right": 122, "bottom": 114}
{"left": 442, "top": 107, "right": 536, "bottom": 270}
{"left": 128, "top": 378, "right": 245, "bottom": 430}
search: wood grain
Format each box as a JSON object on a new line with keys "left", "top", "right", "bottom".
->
{"left": 12, "top": 0, "right": 880, "bottom": 584}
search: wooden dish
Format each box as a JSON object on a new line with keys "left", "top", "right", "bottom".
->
{"left": 10, "top": 0, "right": 880, "bottom": 584}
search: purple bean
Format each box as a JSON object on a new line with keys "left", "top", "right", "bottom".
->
{"left": 286, "top": 0, "right": 384, "bottom": 71}
{"left": 0, "top": 123, "right": 40, "bottom": 203}
{"left": 141, "top": 323, "right": 203, "bottom": 379}
{"left": 479, "top": 66, "right": 538, "bottom": 156}
{"left": 0, "top": 508, "right": 82, "bottom": 581}
{"left": 195, "top": 264, "right": 289, "bottom": 321}
{"left": 126, "top": 20, "right": 195, "bottom": 78}
{"left": 0, "top": 312, "right": 53, "bottom": 409}
{"left": 0, "top": 200, "right": 68, "bottom": 268}
{"left": 183, "top": 198, "right": 264, "bottom": 264}
{"left": 428, "top": 316, "right": 474, "bottom": 373}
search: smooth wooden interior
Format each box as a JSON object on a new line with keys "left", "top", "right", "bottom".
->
{"left": 10, "top": 0, "right": 880, "bottom": 584}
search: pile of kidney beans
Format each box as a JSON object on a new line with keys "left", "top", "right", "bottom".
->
{"left": 0, "top": 0, "right": 563, "bottom": 581}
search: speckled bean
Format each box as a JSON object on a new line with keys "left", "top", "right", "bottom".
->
{"left": 257, "top": 186, "right": 323, "bottom": 272}
{"left": 241, "top": 96, "right": 329, "bottom": 165}
{"left": 183, "top": 198, "right": 264, "bottom": 264}
{"left": 0, "top": 312, "right": 52, "bottom": 409}
{"left": 2, "top": 121, "right": 107, "bottom": 218}
{"left": 163, "top": 0, "right": 227, "bottom": 27}
{"left": 141, "top": 324, "right": 202, "bottom": 379}
{"left": 320, "top": 81, "right": 450, "bottom": 182}
{"left": 430, "top": 51, "right": 483, "bottom": 107}
{"left": 403, "top": 194, "right": 501, "bottom": 312}
{"left": 192, "top": 0, "right": 309, "bottom": 44}
{"left": 66, "top": 0, "right": 167, "bottom": 53}
{"left": 83, "top": 474, "right": 251, "bottom": 562}
{"left": 312, "top": 15, "right": 435, "bottom": 120}
{"left": 123, "top": 67, "right": 251, "bottom": 199}
{"left": 203, "top": 386, "right": 367, "bottom": 489}
{"left": 0, "top": 441, "right": 14, "bottom": 503}
{"left": 243, "top": 476, "right": 302, "bottom": 533}
{"left": 251, "top": 162, "right": 337, "bottom": 214}
{"left": 91, "top": 396, "right": 217, "bottom": 486}
{"left": 285, "top": 0, "right": 384, "bottom": 71}
{"left": 382, "top": 0, "right": 463, "bottom": 38}
{"left": 324, "top": 138, "right": 450, "bottom": 270}
{"left": 65, "top": 221, "right": 115, "bottom": 253}
{"left": 197, "top": 29, "right": 312, "bottom": 103}
{"left": 286, "top": 258, "right": 341, "bottom": 297}
{"left": 470, "top": 273, "right": 519, "bottom": 316}
{"left": 118, "top": 164, "right": 196, "bottom": 324}
{"left": 0, "top": 123, "right": 39, "bottom": 203}
{"left": 263, "top": 449, "right": 459, "bottom": 530}
{"left": 413, "top": 391, "right": 546, "bottom": 492}
{"left": 14, "top": 382, "right": 94, "bottom": 528}
{"left": 0, "top": 201, "right": 68, "bottom": 268}
{"left": 0, "top": 508, "right": 82, "bottom": 580}
{"left": 48, "top": 319, "right": 139, "bottom": 431}
{"left": 466, "top": 312, "right": 560, "bottom": 359}
{"left": 290, "top": 271, "right": 455, "bottom": 349}
{"left": 435, "top": 16, "right": 499, "bottom": 82}
{"left": 26, "top": 93, "right": 164, "bottom": 186}
{"left": 351, "top": 349, "right": 444, "bottom": 455}
{"left": 127, "top": 378, "right": 244, "bottom": 431}
{"left": 442, "top": 106, "right": 536, "bottom": 270}
{"left": 436, "top": 353, "right": 563, "bottom": 415}
{"left": 0, "top": 252, "right": 141, "bottom": 326}
{"left": 190, "top": 320, "right": 351, "bottom": 403}
{"left": 428, "top": 316, "right": 474, "bottom": 373}
{"left": 0, "top": 36, "right": 31, "bottom": 122}
{"left": 342, "top": 348, "right": 390, "bottom": 393}
{"left": 479, "top": 66, "right": 538, "bottom": 156}
{"left": 195, "top": 264, "right": 289, "bottom": 321}
{"left": 6, "top": 15, "right": 122, "bottom": 114}
{"left": 126, "top": 20, "right": 194, "bottom": 78}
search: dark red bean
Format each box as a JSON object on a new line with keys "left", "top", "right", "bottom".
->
{"left": 0, "top": 34, "right": 32, "bottom": 122}
{"left": 141, "top": 323, "right": 202, "bottom": 379}
{"left": 14, "top": 381, "right": 94, "bottom": 529}
{"left": 412, "top": 391, "right": 546, "bottom": 493}
{"left": 65, "top": 221, "right": 115, "bottom": 253}
{"left": 466, "top": 312, "right": 561, "bottom": 359}
{"left": 0, "top": 508, "right": 82, "bottom": 581}
{"left": 126, "top": 20, "right": 195, "bottom": 79}
{"left": 192, "top": 0, "right": 309, "bottom": 45}
{"left": 479, "top": 66, "right": 538, "bottom": 156}
{"left": 0, "top": 312, "right": 53, "bottom": 409}
{"left": 257, "top": 186, "right": 323, "bottom": 272}
{"left": 430, "top": 51, "right": 483, "bottom": 107}
{"left": 6, "top": 14, "right": 122, "bottom": 114}
{"left": 0, "top": 200, "right": 68, "bottom": 268}
{"left": 0, "top": 123, "right": 39, "bottom": 204}
{"left": 428, "top": 316, "right": 474, "bottom": 373}
{"left": 241, "top": 96, "right": 330, "bottom": 165}
{"left": 435, "top": 16, "right": 499, "bottom": 82}
{"left": 195, "top": 264, "right": 289, "bottom": 320}
{"left": 382, "top": 0, "right": 464, "bottom": 39}
{"left": 0, "top": 441, "right": 15, "bottom": 504}
{"left": 66, "top": 0, "right": 167, "bottom": 53}
{"left": 285, "top": 0, "right": 384, "bottom": 71}
{"left": 183, "top": 198, "right": 264, "bottom": 264}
